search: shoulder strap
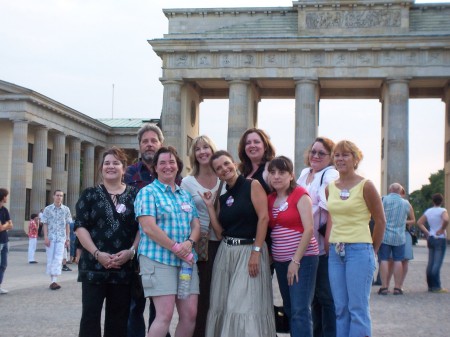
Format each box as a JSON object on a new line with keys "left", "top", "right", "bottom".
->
{"left": 320, "top": 166, "right": 332, "bottom": 186}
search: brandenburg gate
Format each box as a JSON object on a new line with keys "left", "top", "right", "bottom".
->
{"left": 150, "top": 0, "right": 450, "bottom": 203}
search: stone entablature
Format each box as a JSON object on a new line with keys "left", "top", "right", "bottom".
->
{"left": 164, "top": 49, "right": 450, "bottom": 71}
{"left": 160, "top": 0, "right": 449, "bottom": 38}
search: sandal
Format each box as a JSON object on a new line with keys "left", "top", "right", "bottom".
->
{"left": 377, "top": 287, "right": 388, "bottom": 295}
{"left": 393, "top": 288, "right": 404, "bottom": 295}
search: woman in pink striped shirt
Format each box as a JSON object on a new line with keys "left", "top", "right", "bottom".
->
{"left": 267, "top": 156, "right": 319, "bottom": 337}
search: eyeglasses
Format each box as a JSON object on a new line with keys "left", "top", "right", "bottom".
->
{"left": 309, "top": 150, "right": 330, "bottom": 158}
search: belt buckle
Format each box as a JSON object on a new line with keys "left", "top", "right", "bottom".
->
{"left": 231, "top": 238, "right": 239, "bottom": 246}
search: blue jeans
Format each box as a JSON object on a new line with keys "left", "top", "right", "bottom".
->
{"left": 312, "top": 254, "right": 336, "bottom": 337}
{"left": 426, "top": 236, "right": 447, "bottom": 291}
{"left": 328, "top": 243, "right": 375, "bottom": 337}
{"left": 274, "top": 255, "right": 318, "bottom": 337}
{"left": 0, "top": 242, "right": 9, "bottom": 284}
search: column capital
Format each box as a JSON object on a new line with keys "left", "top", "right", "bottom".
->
{"left": 294, "top": 78, "right": 318, "bottom": 85}
{"left": 225, "top": 77, "right": 250, "bottom": 85}
{"left": 385, "top": 77, "right": 411, "bottom": 85}
{"left": 10, "top": 118, "right": 29, "bottom": 124}
{"left": 160, "top": 78, "right": 184, "bottom": 85}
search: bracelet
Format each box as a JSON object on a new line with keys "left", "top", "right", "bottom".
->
{"left": 187, "top": 238, "right": 195, "bottom": 247}
{"left": 291, "top": 257, "right": 301, "bottom": 266}
{"left": 93, "top": 249, "right": 99, "bottom": 260}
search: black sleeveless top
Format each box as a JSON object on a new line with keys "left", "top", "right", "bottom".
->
{"left": 250, "top": 163, "right": 271, "bottom": 195}
{"left": 219, "top": 175, "right": 258, "bottom": 239}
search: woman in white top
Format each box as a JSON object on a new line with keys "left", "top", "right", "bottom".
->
{"left": 417, "top": 193, "right": 449, "bottom": 293}
{"left": 297, "top": 136, "right": 339, "bottom": 337}
{"left": 181, "top": 135, "right": 223, "bottom": 337}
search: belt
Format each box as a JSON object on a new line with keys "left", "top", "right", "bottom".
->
{"left": 223, "top": 236, "right": 255, "bottom": 246}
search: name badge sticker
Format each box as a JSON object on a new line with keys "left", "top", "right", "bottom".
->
{"left": 116, "top": 204, "right": 126, "bottom": 214}
{"left": 181, "top": 202, "right": 192, "bottom": 213}
{"left": 226, "top": 196, "right": 234, "bottom": 207}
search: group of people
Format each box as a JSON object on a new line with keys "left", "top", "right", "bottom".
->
{"left": 1, "top": 122, "right": 447, "bottom": 337}
{"left": 69, "top": 122, "right": 386, "bottom": 337}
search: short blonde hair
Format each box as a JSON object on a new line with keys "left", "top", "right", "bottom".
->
{"left": 188, "top": 135, "right": 218, "bottom": 176}
{"left": 333, "top": 140, "right": 364, "bottom": 169}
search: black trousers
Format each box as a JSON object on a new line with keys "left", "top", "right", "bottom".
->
{"left": 79, "top": 282, "right": 131, "bottom": 337}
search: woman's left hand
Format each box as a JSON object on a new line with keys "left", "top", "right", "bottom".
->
{"left": 111, "top": 249, "right": 133, "bottom": 267}
{"left": 287, "top": 261, "right": 300, "bottom": 286}
{"left": 248, "top": 252, "right": 261, "bottom": 277}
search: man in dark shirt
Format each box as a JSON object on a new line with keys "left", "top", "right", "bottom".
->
{"left": 0, "top": 188, "right": 13, "bottom": 294}
{"left": 125, "top": 124, "right": 179, "bottom": 337}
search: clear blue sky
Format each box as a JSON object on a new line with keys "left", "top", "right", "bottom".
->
{"left": 0, "top": 0, "right": 446, "bottom": 193}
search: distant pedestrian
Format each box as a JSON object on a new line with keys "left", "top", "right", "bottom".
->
{"left": 378, "top": 183, "right": 414, "bottom": 296}
{"left": 38, "top": 208, "right": 44, "bottom": 237}
{"left": 417, "top": 193, "right": 449, "bottom": 293}
{"left": 42, "top": 190, "right": 72, "bottom": 290}
{"left": 28, "top": 213, "right": 39, "bottom": 263}
{"left": 0, "top": 188, "right": 13, "bottom": 294}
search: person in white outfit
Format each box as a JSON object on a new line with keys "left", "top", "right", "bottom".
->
{"left": 42, "top": 190, "right": 72, "bottom": 290}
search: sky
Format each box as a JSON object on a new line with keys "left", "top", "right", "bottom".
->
{"left": 0, "top": 0, "right": 446, "bottom": 193}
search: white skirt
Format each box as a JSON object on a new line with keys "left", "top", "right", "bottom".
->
{"left": 206, "top": 242, "right": 276, "bottom": 337}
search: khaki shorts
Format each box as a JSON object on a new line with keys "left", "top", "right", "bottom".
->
{"left": 139, "top": 255, "right": 200, "bottom": 297}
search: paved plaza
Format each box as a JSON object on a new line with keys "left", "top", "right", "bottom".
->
{"left": 1, "top": 238, "right": 449, "bottom": 337}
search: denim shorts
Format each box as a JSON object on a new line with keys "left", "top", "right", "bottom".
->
{"left": 378, "top": 243, "right": 405, "bottom": 261}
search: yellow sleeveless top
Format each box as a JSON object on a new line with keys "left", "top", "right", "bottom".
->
{"left": 328, "top": 179, "right": 372, "bottom": 243}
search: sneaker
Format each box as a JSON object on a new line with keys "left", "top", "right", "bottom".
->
{"left": 29, "top": 261, "right": 38, "bottom": 264}
{"left": 62, "top": 265, "right": 72, "bottom": 272}
{"left": 0, "top": 288, "right": 8, "bottom": 294}
{"left": 66, "top": 260, "right": 73, "bottom": 265}
{"left": 49, "top": 282, "right": 61, "bottom": 290}
{"left": 431, "top": 288, "right": 449, "bottom": 293}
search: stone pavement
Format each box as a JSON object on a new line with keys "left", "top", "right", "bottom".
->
{"left": 1, "top": 238, "right": 449, "bottom": 337}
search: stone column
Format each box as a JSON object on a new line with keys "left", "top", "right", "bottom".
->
{"left": 67, "top": 137, "right": 81, "bottom": 214}
{"left": 161, "top": 79, "right": 183, "bottom": 152}
{"left": 82, "top": 143, "right": 95, "bottom": 190}
{"left": 443, "top": 84, "right": 450, "bottom": 211}
{"left": 227, "top": 79, "right": 250, "bottom": 160}
{"left": 31, "top": 126, "right": 48, "bottom": 215}
{"left": 50, "top": 132, "right": 66, "bottom": 194}
{"left": 96, "top": 147, "right": 105, "bottom": 185}
{"left": 382, "top": 79, "right": 410, "bottom": 192}
{"left": 294, "top": 79, "right": 319, "bottom": 172}
{"left": 10, "top": 119, "right": 28, "bottom": 232}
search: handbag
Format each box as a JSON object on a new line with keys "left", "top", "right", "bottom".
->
{"left": 274, "top": 305, "right": 290, "bottom": 333}
{"left": 194, "top": 180, "right": 224, "bottom": 261}
{"left": 317, "top": 167, "right": 332, "bottom": 236}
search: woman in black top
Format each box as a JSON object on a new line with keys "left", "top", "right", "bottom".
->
{"left": 201, "top": 150, "right": 276, "bottom": 337}
{"left": 75, "top": 147, "right": 139, "bottom": 337}
{"left": 237, "top": 128, "right": 276, "bottom": 194}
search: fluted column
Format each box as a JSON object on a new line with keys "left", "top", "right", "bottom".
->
{"left": 67, "top": 137, "right": 81, "bottom": 213}
{"left": 50, "top": 132, "right": 66, "bottom": 194}
{"left": 227, "top": 79, "right": 250, "bottom": 160}
{"left": 10, "top": 119, "right": 28, "bottom": 232}
{"left": 82, "top": 143, "right": 95, "bottom": 190}
{"left": 31, "top": 126, "right": 48, "bottom": 215}
{"left": 161, "top": 79, "right": 183, "bottom": 152}
{"left": 294, "top": 79, "right": 319, "bottom": 172}
{"left": 382, "top": 79, "right": 409, "bottom": 193}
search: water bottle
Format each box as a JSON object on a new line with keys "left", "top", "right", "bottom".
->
{"left": 177, "top": 260, "right": 193, "bottom": 299}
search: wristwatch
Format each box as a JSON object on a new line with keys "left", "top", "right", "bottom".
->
{"left": 187, "top": 238, "right": 195, "bottom": 247}
{"left": 252, "top": 246, "right": 261, "bottom": 252}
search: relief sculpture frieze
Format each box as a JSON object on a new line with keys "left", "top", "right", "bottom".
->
{"left": 306, "top": 9, "right": 401, "bottom": 29}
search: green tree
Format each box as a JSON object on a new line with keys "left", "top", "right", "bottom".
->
{"left": 409, "top": 169, "right": 444, "bottom": 220}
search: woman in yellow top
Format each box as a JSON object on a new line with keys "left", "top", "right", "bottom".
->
{"left": 325, "top": 140, "right": 385, "bottom": 337}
